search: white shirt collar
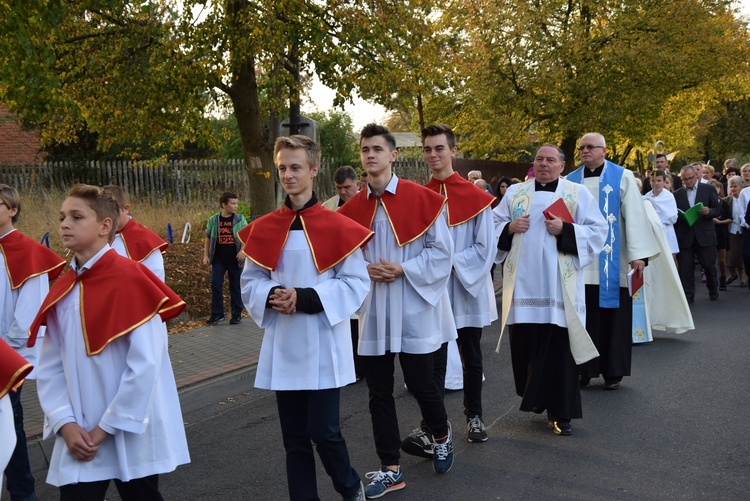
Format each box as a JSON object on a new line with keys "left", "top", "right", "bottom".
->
{"left": 72, "top": 243, "right": 111, "bottom": 275}
{"left": 366, "top": 173, "right": 399, "bottom": 199}
{"left": 0, "top": 228, "right": 17, "bottom": 240}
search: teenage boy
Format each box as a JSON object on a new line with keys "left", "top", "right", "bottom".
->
{"left": 203, "top": 192, "right": 248, "bottom": 325}
{"left": 400, "top": 125, "right": 497, "bottom": 450}
{"left": 1, "top": 340, "right": 32, "bottom": 475}
{"left": 0, "top": 184, "right": 66, "bottom": 501}
{"left": 338, "top": 124, "right": 457, "bottom": 498}
{"left": 28, "top": 184, "right": 189, "bottom": 500}
{"left": 103, "top": 185, "right": 168, "bottom": 281}
{"left": 239, "top": 135, "right": 372, "bottom": 501}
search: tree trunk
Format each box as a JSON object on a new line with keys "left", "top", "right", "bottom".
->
{"left": 228, "top": 53, "right": 276, "bottom": 216}
{"left": 560, "top": 134, "right": 578, "bottom": 173}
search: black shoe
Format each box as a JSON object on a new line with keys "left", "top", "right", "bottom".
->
{"left": 230, "top": 316, "right": 242, "bottom": 325}
{"left": 709, "top": 294, "right": 719, "bottom": 301}
{"left": 548, "top": 420, "right": 572, "bottom": 436}
{"left": 719, "top": 276, "right": 727, "bottom": 291}
{"left": 687, "top": 297, "right": 695, "bottom": 304}
{"left": 727, "top": 275, "right": 738, "bottom": 285}
{"left": 206, "top": 316, "right": 226, "bottom": 326}
{"left": 401, "top": 425, "right": 434, "bottom": 458}
{"left": 604, "top": 377, "right": 621, "bottom": 390}
{"left": 579, "top": 375, "right": 591, "bottom": 387}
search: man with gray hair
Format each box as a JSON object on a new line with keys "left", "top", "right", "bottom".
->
{"left": 566, "top": 132, "right": 659, "bottom": 390}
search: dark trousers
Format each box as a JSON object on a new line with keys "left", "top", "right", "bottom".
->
{"left": 361, "top": 351, "right": 448, "bottom": 465}
{"left": 4, "top": 384, "right": 36, "bottom": 501}
{"left": 275, "top": 388, "right": 360, "bottom": 501}
{"left": 59, "top": 475, "right": 162, "bottom": 501}
{"left": 432, "top": 328, "right": 484, "bottom": 419}
{"left": 677, "top": 243, "right": 719, "bottom": 299}
{"left": 350, "top": 319, "right": 363, "bottom": 379}
{"left": 210, "top": 259, "right": 243, "bottom": 319}
{"left": 742, "top": 229, "right": 750, "bottom": 285}
{"left": 581, "top": 286, "right": 633, "bottom": 380}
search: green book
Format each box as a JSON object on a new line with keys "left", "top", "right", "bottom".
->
{"left": 678, "top": 202, "right": 704, "bottom": 227}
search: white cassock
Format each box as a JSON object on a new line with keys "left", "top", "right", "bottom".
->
{"left": 358, "top": 183, "right": 456, "bottom": 356}
{"left": 494, "top": 180, "right": 606, "bottom": 334}
{"left": 0, "top": 394, "right": 15, "bottom": 474}
{"left": 0, "top": 254, "right": 49, "bottom": 379}
{"left": 241, "top": 231, "right": 370, "bottom": 390}
{"left": 444, "top": 207, "right": 498, "bottom": 390}
{"left": 111, "top": 233, "right": 166, "bottom": 282}
{"left": 36, "top": 250, "right": 189, "bottom": 486}
{"left": 645, "top": 189, "right": 679, "bottom": 254}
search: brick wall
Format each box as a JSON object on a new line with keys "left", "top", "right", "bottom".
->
{"left": 0, "top": 106, "right": 43, "bottom": 164}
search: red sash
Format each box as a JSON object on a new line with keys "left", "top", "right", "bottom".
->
{"left": 0, "top": 340, "right": 32, "bottom": 399}
{"left": 28, "top": 249, "right": 185, "bottom": 356}
{"left": 117, "top": 218, "right": 169, "bottom": 262}
{"left": 239, "top": 203, "right": 373, "bottom": 273}
{"left": 425, "top": 172, "right": 496, "bottom": 226}
{"left": 0, "top": 230, "right": 66, "bottom": 289}
{"left": 338, "top": 179, "right": 446, "bottom": 246}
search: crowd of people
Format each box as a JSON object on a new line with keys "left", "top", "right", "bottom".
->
{"left": 1, "top": 123, "right": 746, "bottom": 501}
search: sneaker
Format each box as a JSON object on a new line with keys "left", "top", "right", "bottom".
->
{"left": 467, "top": 416, "right": 488, "bottom": 443}
{"left": 344, "top": 481, "right": 365, "bottom": 501}
{"left": 433, "top": 422, "right": 454, "bottom": 474}
{"left": 205, "top": 316, "right": 226, "bottom": 326}
{"left": 400, "top": 426, "right": 434, "bottom": 458}
{"left": 229, "top": 316, "right": 242, "bottom": 325}
{"left": 364, "top": 466, "right": 405, "bottom": 499}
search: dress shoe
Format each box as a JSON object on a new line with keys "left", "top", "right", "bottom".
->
{"left": 687, "top": 297, "right": 695, "bottom": 304}
{"left": 719, "top": 276, "right": 727, "bottom": 291}
{"left": 604, "top": 378, "right": 621, "bottom": 390}
{"left": 548, "top": 420, "right": 572, "bottom": 436}
{"left": 578, "top": 375, "right": 591, "bottom": 387}
{"left": 230, "top": 316, "right": 242, "bottom": 325}
{"left": 726, "top": 275, "right": 738, "bottom": 285}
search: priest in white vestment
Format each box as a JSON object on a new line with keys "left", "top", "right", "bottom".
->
{"left": 494, "top": 144, "right": 607, "bottom": 436}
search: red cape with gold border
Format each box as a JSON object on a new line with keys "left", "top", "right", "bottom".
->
{"left": 238, "top": 202, "right": 373, "bottom": 273}
{"left": 118, "top": 218, "right": 169, "bottom": 262}
{"left": 338, "top": 178, "right": 446, "bottom": 246}
{"left": 27, "top": 249, "right": 185, "bottom": 356}
{"left": 0, "top": 340, "right": 32, "bottom": 399}
{"left": 0, "top": 230, "right": 66, "bottom": 289}
{"left": 425, "top": 172, "right": 496, "bottom": 226}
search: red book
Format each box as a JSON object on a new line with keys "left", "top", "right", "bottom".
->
{"left": 543, "top": 198, "right": 574, "bottom": 223}
{"left": 627, "top": 268, "right": 644, "bottom": 296}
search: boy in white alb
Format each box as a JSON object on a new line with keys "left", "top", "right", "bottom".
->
{"left": 29, "top": 184, "right": 189, "bottom": 501}
{"left": 0, "top": 340, "right": 33, "bottom": 491}
{"left": 103, "top": 184, "right": 168, "bottom": 281}
{"left": 239, "top": 136, "right": 372, "bottom": 501}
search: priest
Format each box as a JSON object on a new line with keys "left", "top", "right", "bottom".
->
{"left": 494, "top": 144, "right": 607, "bottom": 436}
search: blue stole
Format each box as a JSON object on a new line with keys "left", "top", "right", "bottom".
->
{"left": 566, "top": 160, "right": 624, "bottom": 307}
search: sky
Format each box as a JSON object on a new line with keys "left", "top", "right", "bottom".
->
{"left": 305, "top": 1, "right": 750, "bottom": 133}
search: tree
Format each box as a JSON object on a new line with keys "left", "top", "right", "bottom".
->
{"left": 305, "top": 109, "right": 359, "bottom": 167}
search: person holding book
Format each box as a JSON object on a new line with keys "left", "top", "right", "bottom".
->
{"left": 674, "top": 164, "right": 722, "bottom": 302}
{"left": 493, "top": 144, "right": 606, "bottom": 436}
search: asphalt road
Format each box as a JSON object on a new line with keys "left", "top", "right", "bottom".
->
{"left": 24, "top": 284, "right": 750, "bottom": 500}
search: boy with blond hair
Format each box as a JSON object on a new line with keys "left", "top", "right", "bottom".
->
{"left": 28, "top": 184, "right": 189, "bottom": 500}
{"left": 0, "top": 183, "right": 66, "bottom": 501}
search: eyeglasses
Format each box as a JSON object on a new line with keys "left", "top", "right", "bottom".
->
{"left": 577, "top": 145, "right": 605, "bottom": 151}
{"left": 680, "top": 175, "right": 695, "bottom": 181}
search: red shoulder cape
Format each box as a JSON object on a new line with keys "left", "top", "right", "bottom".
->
{"left": 0, "top": 230, "right": 66, "bottom": 289}
{"left": 239, "top": 202, "right": 373, "bottom": 273}
{"left": 27, "top": 249, "right": 185, "bottom": 356}
{"left": 338, "top": 179, "right": 447, "bottom": 246}
{"left": 118, "top": 218, "right": 169, "bottom": 262}
{"left": 425, "top": 172, "right": 496, "bottom": 226}
{"left": 0, "top": 340, "right": 32, "bottom": 399}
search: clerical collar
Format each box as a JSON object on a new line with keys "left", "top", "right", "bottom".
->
{"left": 535, "top": 179, "right": 559, "bottom": 192}
{"left": 284, "top": 192, "right": 319, "bottom": 211}
{"left": 583, "top": 164, "right": 605, "bottom": 177}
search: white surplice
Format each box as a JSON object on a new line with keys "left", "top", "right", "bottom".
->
{"left": 0, "top": 394, "right": 15, "bottom": 474}
{"left": 645, "top": 189, "right": 679, "bottom": 254}
{"left": 0, "top": 229, "right": 50, "bottom": 378}
{"left": 579, "top": 169, "right": 660, "bottom": 286}
{"left": 444, "top": 206, "right": 498, "bottom": 389}
{"left": 36, "top": 246, "right": 189, "bottom": 487}
{"left": 494, "top": 181, "right": 606, "bottom": 328}
{"left": 111, "top": 232, "right": 166, "bottom": 282}
{"left": 358, "top": 175, "right": 457, "bottom": 356}
{"left": 241, "top": 231, "right": 370, "bottom": 390}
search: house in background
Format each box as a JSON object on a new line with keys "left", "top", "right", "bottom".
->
{"left": 0, "top": 106, "right": 43, "bottom": 164}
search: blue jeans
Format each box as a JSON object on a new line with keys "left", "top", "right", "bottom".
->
{"left": 4, "top": 384, "right": 36, "bottom": 501}
{"left": 210, "top": 259, "right": 243, "bottom": 319}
